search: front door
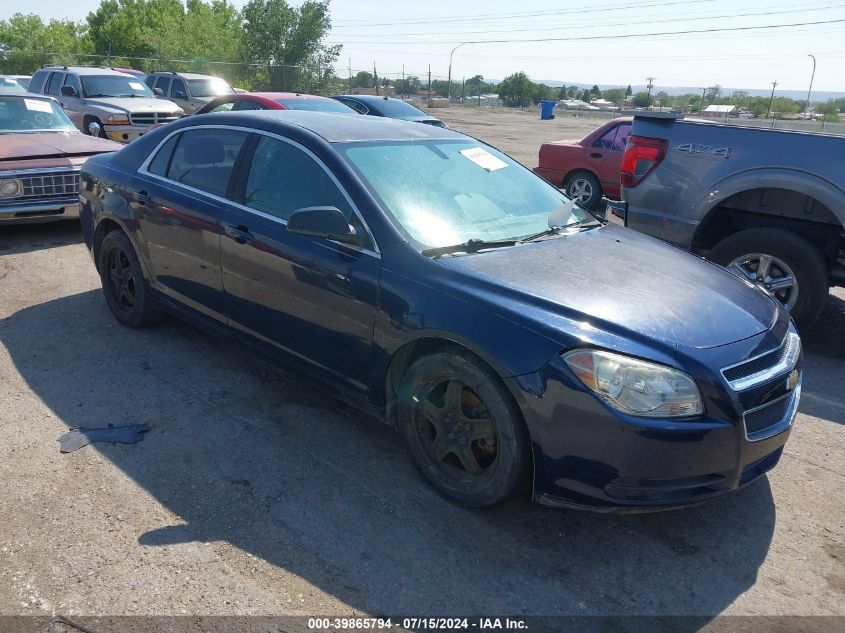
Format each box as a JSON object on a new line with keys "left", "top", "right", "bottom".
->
{"left": 220, "top": 134, "right": 381, "bottom": 394}
{"left": 169, "top": 77, "right": 195, "bottom": 113}
{"left": 59, "top": 74, "right": 84, "bottom": 129}
{"left": 135, "top": 127, "right": 251, "bottom": 322}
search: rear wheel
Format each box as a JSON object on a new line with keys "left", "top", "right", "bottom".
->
{"left": 397, "top": 349, "right": 530, "bottom": 507}
{"left": 97, "top": 231, "right": 161, "bottom": 328}
{"left": 710, "top": 228, "right": 829, "bottom": 329}
{"left": 564, "top": 171, "right": 602, "bottom": 209}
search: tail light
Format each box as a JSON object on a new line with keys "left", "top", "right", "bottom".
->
{"left": 620, "top": 136, "right": 668, "bottom": 188}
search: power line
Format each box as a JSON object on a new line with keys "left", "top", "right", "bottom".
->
{"left": 332, "top": 3, "right": 845, "bottom": 38}
{"left": 328, "top": 17, "right": 845, "bottom": 45}
{"left": 332, "top": 0, "right": 718, "bottom": 27}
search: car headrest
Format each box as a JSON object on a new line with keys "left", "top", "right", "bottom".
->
{"left": 182, "top": 135, "right": 225, "bottom": 165}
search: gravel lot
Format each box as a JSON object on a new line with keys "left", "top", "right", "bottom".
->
{"left": 0, "top": 108, "right": 843, "bottom": 629}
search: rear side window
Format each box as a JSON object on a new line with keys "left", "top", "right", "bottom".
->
{"left": 144, "top": 75, "right": 155, "bottom": 88}
{"left": 233, "top": 100, "right": 259, "bottom": 111}
{"left": 45, "top": 72, "right": 64, "bottom": 96}
{"left": 244, "top": 136, "right": 354, "bottom": 221}
{"left": 612, "top": 122, "right": 632, "bottom": 151}
{"left": 166, "top": 129, "right": 249, "bottom": 197}
{"left": 29, "top": 70, "right": 50, "bottom": 94}
{"left": 155, "top": 76, "right": 171, "bottom": 95}
{"left": 147, "top": 134, "right": 180, "bottom": 177}
{"left": 339, "top": 98, "right": 367, "bottom": 114}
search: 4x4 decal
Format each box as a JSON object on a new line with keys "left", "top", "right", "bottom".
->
{"left": 677, "top": 143, "right": 732, "bottom": 159}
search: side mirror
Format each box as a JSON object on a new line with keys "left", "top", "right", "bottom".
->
{"left": 153, "top": 87, "right": 163, "bottom": 96}
{"left": 60, "top": 85, "right": 77, "bottom": 97}
{"left": 173, "top": 91, "right": 187, "bottom": 99}
{"left": 286, "top": 206, "right": 363, "bottom": 246}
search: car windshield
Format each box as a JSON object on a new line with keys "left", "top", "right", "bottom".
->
{"left": 341, "top": 139, "right": 595, "bottom": 248}
{"left": 188, "top": 78, "right": 234, "bottom": 97}
{"left": 0, "top": 78, "right": 26, "bottom": 93}
{"left": 81, "top": 75, "right": 153, "bottom": 98}
{"left": 368, "top": 98, "right": 427, "bottom": 117}
{"left": 277, "top": 98, "right": 355, "bottom": 113}
{"left": 0, "top": 96, "right": 77, "bottom": 133}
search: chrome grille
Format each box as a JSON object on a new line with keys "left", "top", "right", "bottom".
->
{"left": 129, "top": 112, "right": 180, "bottom": 126}
{"left": 722, "top": 332, "right": 801, "bottom": 391}
{"left": 743, "top": 388, "right": 799, "bottom": 441}
{"left": 0, "top": 169, "right": 80, "bottom": 207}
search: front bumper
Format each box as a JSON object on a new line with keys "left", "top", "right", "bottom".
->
{"left": 104, "top": 125, "right": 149, "bottom": 144}
{"left": 0, "top": 200, "right": 80, "bottom": 224}
{"left": 509, "top": 326, "right": 801, "bottom": 511}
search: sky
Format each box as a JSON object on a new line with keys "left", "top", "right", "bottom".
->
{"left": 3, "top": 0, "right": 844, "bottom": 93}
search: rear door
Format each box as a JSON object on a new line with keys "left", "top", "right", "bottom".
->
{"left": 219, "top": 133, "right": 381, "bottom": 394}
{"left": 136, "top": 126, "right": 250, "bottom": 322}
{"left": 586, "top": 121, "right": 631, "bottom": 198}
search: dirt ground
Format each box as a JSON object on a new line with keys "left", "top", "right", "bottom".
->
{"left": 0, "top": 108, "right": 843, "bottom": 630}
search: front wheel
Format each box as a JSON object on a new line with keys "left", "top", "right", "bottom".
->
{"left": 710, "top": 228, "right": 829, "bottom": 329}
{"left": 397, "top": 349, "right": 530, "bottom": 507}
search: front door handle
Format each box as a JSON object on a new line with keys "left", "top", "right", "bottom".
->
{"left": 134, "top": 190, "right": 150, "bottom": 205}
{"left": 224, "top": 224, "right": 254, "bottom": 244}
{"left": 590, "top": 152, "right": 603, "bottom": 158}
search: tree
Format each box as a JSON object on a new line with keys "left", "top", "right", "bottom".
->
{"left": 815, "top": 101, "right": 840, "bottom": 122}
{"left": 589, "top": 84, "right": 601, "bottom": 99}
{"left": 601, "top": 88, "right": 626, "bottom": 104}
{"left": 352, "top": 70, "right": 373, "bottom": 88}
{"left": 242, "top": 0, "right": 340, "bottom": 93}
{"left": 625, "top": 84, "right": 633, "bottom": 97}
{"left": 0, "top": 13, "right": 92, "bottom": 73}
{"left": 497, "top": 71, "right": 535, "bottom": 108}
{"left": 705, "top": 84, "right": 723, "bottom": 101}
{"left": 655, "top": 90, "right": 669, "bottom": 106}
{"left": 632, "top": 91, "right": 653, "bottom": 108}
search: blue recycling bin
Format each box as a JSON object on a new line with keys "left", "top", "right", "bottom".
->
{"left": 540, "top": 100, "right": 556, "bottom": 120}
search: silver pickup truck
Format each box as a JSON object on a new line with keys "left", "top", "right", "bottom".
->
{"left": 609, "top": 112, "right": 845, "bottom": 328}
{"left": 28, "top": 66, "right": 183, "bottom": 143}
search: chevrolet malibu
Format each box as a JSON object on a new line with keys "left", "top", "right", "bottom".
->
{"left": 79, "top": 111, "right": 802, "bottom": 510}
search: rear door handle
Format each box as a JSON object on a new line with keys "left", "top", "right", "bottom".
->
{"left": 224, "top": 224, "right": 254, "bottom": 244}
{"left": 590, "top": 152, "right": 603, "bottom": 158}
{"left": 134, "top": 190, "right": 150, "bottom": 205}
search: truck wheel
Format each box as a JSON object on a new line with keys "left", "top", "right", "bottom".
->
{"left": 564, "top": 172, "right": 602, "bottom": 209}
{"left": 83, "top": 116, "right": 107, "bottom": 138}
{"left": 710, "top": 228, "right": 829, "bottom": 329}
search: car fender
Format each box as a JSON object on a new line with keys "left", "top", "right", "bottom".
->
{"left": 94, "top": 193, "right": 154, "bottom": 286}
{"left": 694, "top": 167, "right": 845, "bottom": 229}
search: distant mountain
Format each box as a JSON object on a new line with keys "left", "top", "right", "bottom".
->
{"left": 530, "top": 81, "right": 844, "bottom": 102}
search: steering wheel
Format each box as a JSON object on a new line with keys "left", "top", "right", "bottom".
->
{"left": 33, "top": 112, "right": 54, "bottom": 128}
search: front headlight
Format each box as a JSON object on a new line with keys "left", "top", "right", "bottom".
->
{"left": 563, "top": 349, "right": 704, "bottom": 418}
{"left": 0, "top": 178, "right": 23, "bottom": 198}
{"left": 105, "top": 114, "right": 130, "bottom": 125}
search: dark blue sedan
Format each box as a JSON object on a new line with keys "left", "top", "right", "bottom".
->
{"left": 79, "top": 111, "right": 802, "bottom": 510}
{"left": 331, "top": 94, "right": 445, "bottom": 127}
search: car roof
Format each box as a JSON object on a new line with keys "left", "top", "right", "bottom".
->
{"left": 49, "top": 67, "right": 133, "bottom": 77}
{"left": 153, "top": 72, "right": 225, "bottom": 80}
{"left": 249, "top": 92, "right": 334, "bottom": 100}
{"left": 204, "top": 110, "right": 462, "bottom": 143}
{"left": 335, "top": 95, "right": 406, "bottom": 103}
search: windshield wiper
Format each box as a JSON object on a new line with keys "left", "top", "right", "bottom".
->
{"left": 421, "top": 238, "right": 518, "bottom": 258}
{"left": 521, "top": 219, "right": 601, "bottom": 243}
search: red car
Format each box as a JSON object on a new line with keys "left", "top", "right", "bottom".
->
{"left": 534, "top": 117, "right": 632, "bottom": 209}
{"left": 195, "top": 92, "right": 358, "bottom": 114}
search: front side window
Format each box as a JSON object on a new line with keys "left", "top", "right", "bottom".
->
{"left": 171, "top": 78, "right": 188, "bottom": 99}
{"left": 45, "top": 72, "right": 64, "bottom": 96}
{"left": 187, "top": 78, "right": 234, "bottom": 98}
{"left": 244, "top": 136, "right": 354, "bottom": 222}
{"left": 154, "top": 76, "right": 172, "bottom": 95}
{"left": 62, "top": 73, "right": 81, "bottom": 96}
{"left": 81, "top": 75, "right": 153, "bottom": 98}
{"left": 341, "top": 140, "right": 594, "bottom": 248}
{"left": 209, "top": 101, "right": 235, "bottom": 113}
{"left": 233, "top": 100, "right": 258, "bottom": 111}
{"left": 166, "top": 128, "right": 249, "bottom": 197}
{"left": 0, "top": 96, "right": 77, "bottom": 133}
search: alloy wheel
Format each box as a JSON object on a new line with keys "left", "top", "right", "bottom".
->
{"left": 568, "top": 178, "right": 593, "bottom": 202}
{"left": 728, "top": 252, "right": 799, "bottom": 310}
{"left": 106, "top": 246, "right": 137, "bottom": 311}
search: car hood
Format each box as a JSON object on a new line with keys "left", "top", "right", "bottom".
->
{"left": 0, "top": 132, "right": 120, "bottom": 161}
{"left": 84, "top": 97, "right": 180, "bottom": 113}
{"left": 438, "top": 224, "right": 778, "bottom": 350}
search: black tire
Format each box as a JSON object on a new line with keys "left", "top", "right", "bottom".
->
{"left": 397, "top": 348, "right": 530, "bottom": 507}
{"left": 710, "top": 228, "right": 829, "bottom": 329}
{"left": 83, "top": 116, "right": 107, "bottom": 139}
{"left": 97, "top": 231, "right": 161, "bottom": 328}
{"left": 564, "top": 171, "right": 602, "bottom": 209}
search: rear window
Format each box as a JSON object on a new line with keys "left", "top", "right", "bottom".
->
{"left": 45, "top": 72, "right": 64, "bottom": 96}
{"left": 276, "top": 98, "right": 356, "bottom": 113}
{"left": 368, "top": 99, "right": 426, "bottom": 117}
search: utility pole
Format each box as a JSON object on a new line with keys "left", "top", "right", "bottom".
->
{"left": 805, "top": 54, "right": 816, "bottom": 119}
{"left": 646, "top": 76, "right": 656, "bottom": 107}
{"left": 402, "top": 64, "right": 405, "bottom": 100}
{"left": 448, "top": 42, "right": 466, "bottom": 102}
{"left": 462, "top": 76, "right": 466, "bottom": 102}
{"left": 700, "top": 87, "right": 706, "bottom": 113}
{"left": 766, "top": 80, "right": 778, "bottom": 120}
{"left": 428, "top": 64, "right": 432, "bottom": 106}
{"left": 373, "top": 63, "right": 379, "bottom": 96}
{"left": 348, "top": 58, "right": 352, "bottom": 93}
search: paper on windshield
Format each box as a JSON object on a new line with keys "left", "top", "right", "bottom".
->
{"left": 128, "top": 81, "right": 144, "bottom": 90}
{"left": 459, "top": 147, "right": 508, "bottom": 172}
{"left": 24, "top": 99, "right": 53, "bottom": 113}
